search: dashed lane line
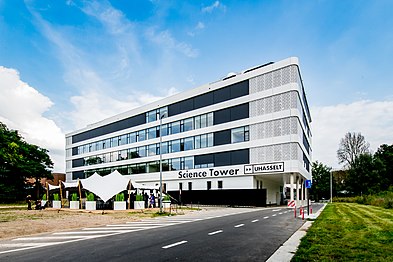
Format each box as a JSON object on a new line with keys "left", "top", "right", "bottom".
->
{"left": 162, "top": 240, "right": 188, "bottom": 249}
{"left": 208, "top": 230, "right": 223, "bottom": 236}
{"left": 264, "top": 216, "right": 269, "bottom": 219}
{"left": 234, "top": 224, "right": 245, "bottom": 228}
{"left": 251, "top": 219, "right": 259, "bottom": 223}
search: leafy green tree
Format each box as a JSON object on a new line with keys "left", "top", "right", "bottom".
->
{"left": 311, "top": 161, "right": 331, "bottom": 201}
{"left": 0, "top": 122, "right": 53, "bottom": 202}
{"left": 374, "top": 144, "right": 393, "bottom": 188}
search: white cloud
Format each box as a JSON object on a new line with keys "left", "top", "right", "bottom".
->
{"left": 0, "top": 66, "right": 65, "bottom": 172}
{"left": 311, "top": 100, "right": 393, "bottom": 169}
{"left": 202, "top": 1, "right": 226, "bottom": 13}
{"left": 146, "top": 28, "right": 199, "bottom": 58}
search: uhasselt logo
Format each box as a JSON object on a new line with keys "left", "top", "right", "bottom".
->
{"left": 244, "top": 162, "right": 284, "bottom": 174}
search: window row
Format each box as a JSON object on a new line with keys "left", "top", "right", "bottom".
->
{"left": 75, "top": 112, "right": 213, "bottom": 156}
{"left": 78, "top": 133, "right": 214, "bottom": 167}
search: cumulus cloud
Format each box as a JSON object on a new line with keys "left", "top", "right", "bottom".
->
{"left": 311, "top": 100, "right": 393, "bottom": 169}
{"left": 0, "top": 66, "right": 65, "bottom": 172}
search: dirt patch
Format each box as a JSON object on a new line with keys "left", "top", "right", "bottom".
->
{"left": 0, "top": 207, "right": 194, "bottom": 241}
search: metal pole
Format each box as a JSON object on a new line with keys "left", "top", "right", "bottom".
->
{"left": 159, "top": 114, "right": 163, "bottom": 213}
{"left": 330, "top": 170, "right": 333, "bottom": 203}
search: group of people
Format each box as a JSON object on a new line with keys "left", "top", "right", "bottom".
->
{"left": 25, "top": 195, "right": 46, "bottom": 210}
{"left": 128, "top": 191, "right": 159, "bottom": 209}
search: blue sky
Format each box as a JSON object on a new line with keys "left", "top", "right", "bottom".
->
{"left": 0, "top": 0, "right": 392, "bottom": 172}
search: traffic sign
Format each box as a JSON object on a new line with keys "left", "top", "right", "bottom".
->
{"left": 305, "top": 180, "right": 312, "bottom": 188}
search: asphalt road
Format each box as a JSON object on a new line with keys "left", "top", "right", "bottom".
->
{"left": 0, "top": 206, "right": 318, "bottom": 262}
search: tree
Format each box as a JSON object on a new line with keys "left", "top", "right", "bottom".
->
{"left": 311, "top": 161, "right": 331, "bottom": 201}
{"left": 337, "top": 132, "right": 370, "bottom": 167}
{"left": 374, "top": 144, "right": 393, "bottom": 188}
{"left": 0, "top": 122, "right": 53, "bottom": 202}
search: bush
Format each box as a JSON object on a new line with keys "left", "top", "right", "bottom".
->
{"left": 163, "top": 195, "right": 171, "bottom": 201}
{"left": 86, "top": 193, "right": 95, "bottom": 201}
{"left": 71, "top": 193, "right": 78, "bottom": 201}
{"left": 135, "top": 194, "right": 143, "bottom": 201}
{"left": 332, "top": 190, "right": 393, "bottom": 209}
{"left": 115, "top": 193, "right": 124, "bottom": 201}
{"left": 42, "top": 193, "right": 47, "bottom": 201}
{"left": 53, "top": 194, "right": 59, "bottom": 201}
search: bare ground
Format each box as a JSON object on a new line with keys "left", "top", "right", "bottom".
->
{"left": 0, "top": 206, "right": 193, "bottom": 241}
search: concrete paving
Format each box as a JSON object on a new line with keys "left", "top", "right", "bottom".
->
{"left": 267, "top": 203, "right": 327, "bottom": 262}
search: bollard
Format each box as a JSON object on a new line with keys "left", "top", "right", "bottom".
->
{"left": 310, "top": 206, "right": 313, "bottom": 214}
{"left": 301, "top": 207, "right": 304, "bottom": 220}
{"left": 294, "top": 206, "right": 297, "bottom": 218}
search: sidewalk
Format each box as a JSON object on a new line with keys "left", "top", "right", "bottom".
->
{"left": 267, "top": 203, "right": 327, "bottom": 262}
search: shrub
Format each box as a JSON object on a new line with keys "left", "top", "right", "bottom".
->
{"left": 135, "top": 194, "right": 144, "bottom": 201}
{"left": 53, "top": 194, "right": 59, "bottom": 201}
{"left": 115, "top": 193, "right": 124, "bottom": 201}
{"left": 71, "top": 193, "right": 78, "bottom": 201}
{"left": 163, "top": 195, "right": 171, "bottom": 201}
{"left": 86, "top": 193, "right": 95, "bottom": 201}
{"left": 42, "top": 193, "right": 47, "bottom": 201}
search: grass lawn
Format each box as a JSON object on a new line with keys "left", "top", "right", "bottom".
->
{"left": 292, "top": 202, "right": 393, "bottom": 261}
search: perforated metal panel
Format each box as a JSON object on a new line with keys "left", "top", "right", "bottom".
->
{"left": 250, "top": 117, "right": 300, "bottom": 140}
{"left": 250, "top": 65, "right": 299, "bottom": 94}
{"left": 250, "top": 91, "right": 299, "bottom": 118}
{"left": 250, "top": 142, "right": 301, "bottom": 163}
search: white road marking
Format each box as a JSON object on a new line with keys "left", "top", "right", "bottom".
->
{"left": 53, "top": 231, "right": 128, "bottom": 235}
{"left": 264, "top": 216, "right": 269, "bottom": 219}
{"left": 162, "top": 240, "right": 188, "bottom": 249}
{"left": 272, "top": 209, "right": 281, "bottom": 212}
{"left": 13, "top": 236, "right": 95, "bottom": 241}
{"left": 251, "top": 219, "right": 259, "bottom": 223}
{"left": 0, "top": 242, "right": 63, "bottom": 247}
{"left": 279, "top": 212, "right": 283, "bottom": 215}
{"left": 208, "top": 230, "right": 223, "bottom": 236}
{"left": 272, "top": 214, "right": 277, "bottom": 217}
{"left": 234, "top": 224, "right": 245, "bottom": 228}
{"left": 83, "top": 227, "right": 151, "bottom": 230}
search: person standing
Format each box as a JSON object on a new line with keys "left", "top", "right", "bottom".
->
{"left": 26, "top": 195, "right": 32, "bottom": 210}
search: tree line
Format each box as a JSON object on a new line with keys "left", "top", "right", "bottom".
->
{"left": 0, "top": 122, "right": 53, "bottom": 202}
{"left": 311, "top": 132, "right": 393, "bottom": 201}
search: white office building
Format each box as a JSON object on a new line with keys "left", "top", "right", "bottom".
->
{"left": 65, "top": 57, "right": 312, "bottom": 207}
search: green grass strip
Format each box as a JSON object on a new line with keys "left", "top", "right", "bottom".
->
{"left": 292, "top": 203, "right": 393, "bottom": 261}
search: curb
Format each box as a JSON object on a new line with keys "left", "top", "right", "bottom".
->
{"left": 266, "top": 203, "right": 327, "bottom": 262}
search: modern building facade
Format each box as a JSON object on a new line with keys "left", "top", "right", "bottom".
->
{"left": 65, "top": 57, "right": 312, "bottom": 206}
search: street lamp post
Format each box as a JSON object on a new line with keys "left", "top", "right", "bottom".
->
{"left": 330, "top": 170, "right": 333, "bottom": 203}
{"left": 159, "top": 112, "right": 166, "bottom": 213}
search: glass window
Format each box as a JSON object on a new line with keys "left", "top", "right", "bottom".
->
{"left": 148, "top": 161, "right": 159, "bottom": 173}
{"left": 119, "top": 149, "right": 127, "bottom": 160}
{"left": 207, "top": 181, "right": 211, "bottom": 190}
{"left": 184, "top": 156, "right": 194, "bottom": 169}
{"left": 182, "top": 118, "right": 193, "bottom": 132}
{"left": 138, "top": 130, "right": 146, "bottom": 142}
{"left": 160, "top": 142, "right": 169, "bottom": 154}
{"left": 171, "top": 139, "right": 181, "bottom": 153}
{"left": 195, "top": 135, "right": 201, "bottom": 149}
{"left": 170, "top": 158, "right": 180, "bottom": 171}
{"left": 148, "top": 127, "right": 157, "bottom": 139}
{"left": 207, "top": 112, "right": 214, "bottom": 127}
{"left": 138, "top": 146, "right": 146, "bottom": 157}
{"left": 137, "top": 163, "right": 146, "bottom": 173}
{"left": 188, "top": 182, "right": 192, "bottom": 191}
{"left": 200, "top": 134, "right": 207, "bottom": 148}
{"left": 148, "top": 144, "right": 157, "bottom": 156}
{"left": 159, "top": 107, "right": 168, "bottom": 119}
{"left": 128, "top": 148, "right": 139, "bottom": 158}
{"left": 200, "top": 114, "right": 207, "bottom": 128}
{"left": 194, "top": 115, "right": 201, "bottom": 129}
{"left": 184, "top": 137, "right": 194, "bottom": 151}
{"left": 218, "top": 181, "right": 223, "bottom": 189}
{"left": 146, "top": 110, "right": 157, "bottom": 123}
{"left": 160, "top": 124, "right": 169, "bottom": 137}
{"left": 171, "top": 121, "right": 181, "bottom": 134}
{"left": 162, "top": 159, "right": 170, "bottom": 171}
{"left": 129, "top": 132, "right": 137, "bottom": 143}
{"left": 120, "top": 134, "right": 128, "bottom": 145}
{"left": 231, "top": 127, "right": 245, "bottom": 143}
{"left": 207, "top": 133, "right": 214, "bottom": 147}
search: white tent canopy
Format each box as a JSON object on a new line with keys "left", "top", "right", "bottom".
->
{"left": 48, "top": 184, "right": 60, "bottom": 190}
{"left": 62, "top": 180, "right": 79, "bottom": 188}
{"left": 80, "top": 171, "right": 130, "bottom": 202}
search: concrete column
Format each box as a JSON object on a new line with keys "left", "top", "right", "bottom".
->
{"left": 290, "top": 173, "right": 294, "bottom": 202}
